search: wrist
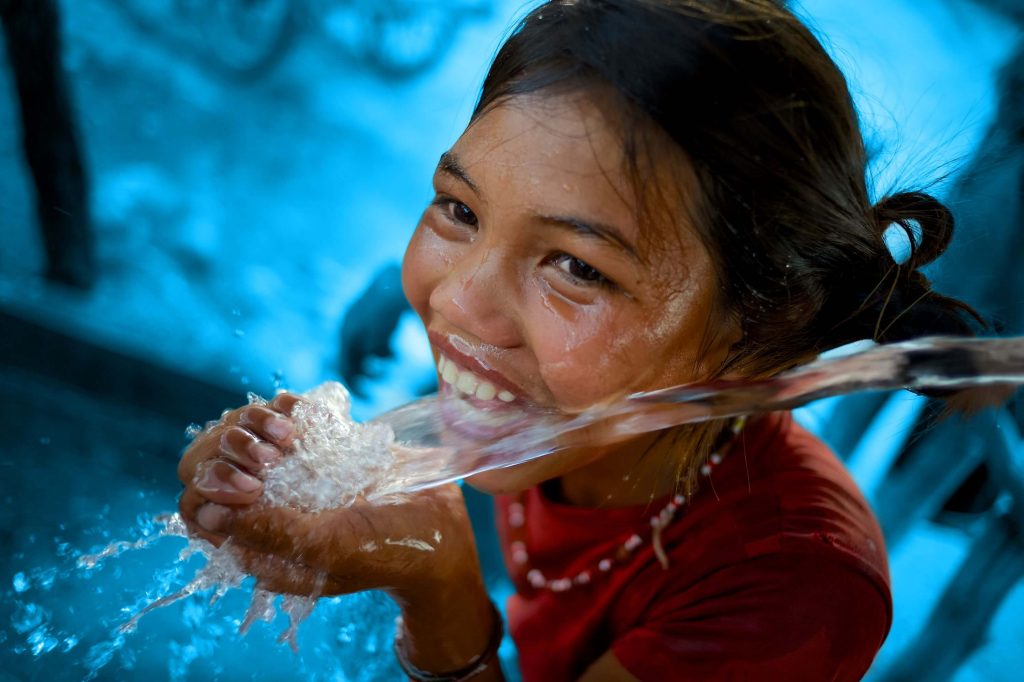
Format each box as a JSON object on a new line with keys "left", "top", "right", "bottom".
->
{"left": 392, "top": 571, "right": 496, "bottom": 675}
{"left": 395, "top": 599, "right": 503, "bottom": 682}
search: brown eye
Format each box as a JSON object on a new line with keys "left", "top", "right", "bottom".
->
{"left": 446, "top": 200, "right": 478, "bottom": 226}
{"left": 549, "top": 253, "right": 613, "bottom": 288}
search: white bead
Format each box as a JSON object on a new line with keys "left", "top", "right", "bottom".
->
{"left": 527, "top": 569, "right": 545, "bottom": 587}
{"left": 598, "top": 558, "right": 612, "bottom": 571}
{"left": 550, "top": 579, "right": 572, "bottom": 592}
{"left": 673, "top": 495, "right": 686, "bottom": 505}
{"left": 700, "top": 463, "right": 712, "bottom": 476}
{"left": 624, "top": 534, "right": 642, "bottom": 551}
{"left": 508, "top": 512, "right": 525, "bottom": 528}
{"left": 710, "top": 452, "right": 723, "bottom": 464}
{"left": 575, "top": 571, "right": 591, "bottom": 584}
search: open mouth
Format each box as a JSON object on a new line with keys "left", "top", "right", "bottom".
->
{"left": 437, "top": 353, "right": 519, "bottom": 406}
{"left": 430, "top": 350, "right": 546, "bottom": 443}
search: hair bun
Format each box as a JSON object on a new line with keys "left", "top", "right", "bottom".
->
{"left": 872, "top": 191, "right": 955, "bottom": 270}
{"left": 817, "top": 191, "right": 987, "bottom": 349}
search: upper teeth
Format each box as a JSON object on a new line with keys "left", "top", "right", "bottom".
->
{"left": 439, "top": 355, "right": 516, "bottom": 403}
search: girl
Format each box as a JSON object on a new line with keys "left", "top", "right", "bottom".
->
{"left": 177, "top": 1, "right": 984, "bottom": 679}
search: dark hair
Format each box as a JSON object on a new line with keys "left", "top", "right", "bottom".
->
{"left": 472, "top": 0, "right": 984, "bottom": 378}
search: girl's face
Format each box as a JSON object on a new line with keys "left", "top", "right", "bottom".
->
{"left": 402, "top": 92, "right": 739, "bottom": 494}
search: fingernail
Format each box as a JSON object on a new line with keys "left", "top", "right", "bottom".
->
{"left": 195, "top": 463, "right": 261, "bottom": 494}
{"left": 248, "top": 442, "right": 280, "bottom": 466}
{"left": 195, "top": 466, "right": 222, "bottom": 493}
{"left": 220, "top": 429, "right": 252, "bottom": 457}
{"left": 265, "top": 417, "right": 293, "bottom": 441}
{"left": 196, "top": 503, "right": 233, "bottom": 533}
{"left": 229, "top": 466, "right": 262, "bottom": 492}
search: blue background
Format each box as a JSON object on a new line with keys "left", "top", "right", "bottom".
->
{"left": 1, "top": 0, "right": 1022, "bottom": 680}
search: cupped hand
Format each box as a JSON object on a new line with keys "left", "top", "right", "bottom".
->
{"left": 177, "top": 392, "right": 482, "bottom": 601}
{"left": 178, "top": 392, "right": 299, "bottom": 514}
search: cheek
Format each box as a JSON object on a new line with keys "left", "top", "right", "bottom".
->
{"left": 525, "top": 285, "right": 645, "bottom": 409}
{"left": 401, "top": 222, "right": 448, "bottom": 319}
{"left": 523, "top": 283, "right": 719, "bottom": 409}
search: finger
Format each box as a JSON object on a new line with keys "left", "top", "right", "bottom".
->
{"left": 178, "top": 405, "right": 255, "bottom": 485}
{"left": 178, "top": 489, "right": 229, "bottom": 547}
{"left": 269, "top": 392, "right": 306, "bottom": 417}
{"left": 192, "top": 459, "right": 264, "bottom": 506}
{"left": 239, "top": 405, "right": 296, "bottom": 448}
{"left": 219, "top": 426, "right": 281, "bottom": 473}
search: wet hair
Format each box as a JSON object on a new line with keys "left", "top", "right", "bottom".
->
{"left": 470, "top": 0, "right": 987, "bottom": 495}
{"left": 472, "top": 0, "right": 985, "bottom": 378}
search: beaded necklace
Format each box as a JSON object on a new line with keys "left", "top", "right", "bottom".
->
{"left": 505, "top": 416, "right": 747, "bottom": 593}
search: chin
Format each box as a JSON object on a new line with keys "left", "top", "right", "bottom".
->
{"left": 464, "top": 468, "right": 538, "bottom": 496}
{"left": 462, "top": 446, "right": 593, "bottom": 496}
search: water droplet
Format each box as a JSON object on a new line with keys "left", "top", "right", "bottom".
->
{"left": 13, "top": 571, "right": 29, "bottom": 592}
{"left": 28, "top": 626, "right": 58, "bottom": 656}
{"left": 12, "top": 602, "right": 45, "bottom": 633}
{"left": 34, "top": 567, "right": 57, "bottom": 591}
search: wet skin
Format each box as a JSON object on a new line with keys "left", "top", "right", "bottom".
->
{"left": 403, "top": 91, "right": 740, "bottom": 504}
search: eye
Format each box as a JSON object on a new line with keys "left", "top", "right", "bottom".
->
{"left": 549, "top": 253, "right": 614, "bottom": 288}
{"left": 433, "top": 197, "right": 478, "bottom": 227}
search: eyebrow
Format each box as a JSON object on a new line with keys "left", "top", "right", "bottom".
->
{"left": 536, "top": 214, "right": 641, "bottom": 262}
{"left": 437, "top": 151, "right": 639, "bottom": 262}
{"left": 437, "top": 151, "right": 480, "bottom": 196}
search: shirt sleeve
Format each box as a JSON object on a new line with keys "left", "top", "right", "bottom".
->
{"left": 610, "top": 552, "right": 892, "bottom": 682}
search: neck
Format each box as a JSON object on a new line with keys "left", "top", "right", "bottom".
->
{"left": 552, "top": 429, "right": 688, "bottom": 508}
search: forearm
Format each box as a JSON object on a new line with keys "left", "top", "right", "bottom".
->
{"left": 394, "top": 569, "right": 506, "bottom": 681}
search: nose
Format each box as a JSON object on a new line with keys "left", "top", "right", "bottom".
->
{"left": 428, "top": 245, "right": 522, "bottom": 349}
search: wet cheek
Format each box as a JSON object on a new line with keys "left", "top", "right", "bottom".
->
{"left": 402, "top": 228, "right": 451, "bottom": 319}
{"left": 529, "top": 293, "right": 643, "bottom": 408}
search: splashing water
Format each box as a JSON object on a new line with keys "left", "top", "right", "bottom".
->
{"left": 77, "top": 381, "right": 402, "bottom": 655}
{"left": 370, "top": 335, "right": 1024, "bottom": 494}
{"left": 47, "top": 336, "right": 1024, "bottom": 667}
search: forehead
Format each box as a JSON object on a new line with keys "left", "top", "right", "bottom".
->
{"left": 458, "top": 92, "right": 630, "bottom": 184}
{"left": 450, "top": 92, "right": 699, "bottom": 253}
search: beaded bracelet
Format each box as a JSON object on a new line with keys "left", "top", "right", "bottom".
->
{"left": 394, "top": 601, "right": 504, "bottom": 681}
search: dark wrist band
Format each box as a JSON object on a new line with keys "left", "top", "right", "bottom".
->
{"left": 394, "top": 601, "right": 504, "bottom": 681}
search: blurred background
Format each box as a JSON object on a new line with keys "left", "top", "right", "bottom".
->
{"left": 0, "top": 0, "right": 1021, "bottom": 680}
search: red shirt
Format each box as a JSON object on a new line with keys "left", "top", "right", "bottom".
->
{"left": 495, "top": 412, "right": 892, "bottom": 681}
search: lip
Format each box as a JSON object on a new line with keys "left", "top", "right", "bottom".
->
{"left": 435, "top": 383, "right": 534, "bottom": 441}
{"left": 427, "top": 330, "right": 531, "bottom": 401}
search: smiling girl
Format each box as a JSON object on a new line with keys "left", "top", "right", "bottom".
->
{"left": 176, "top": 1, "right": 985, "bottom": 680}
